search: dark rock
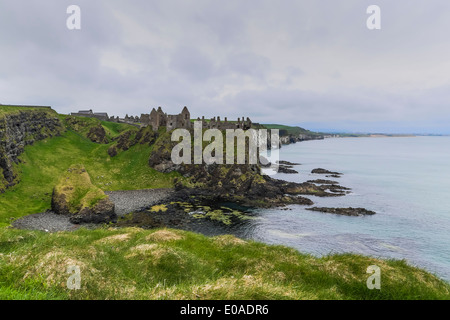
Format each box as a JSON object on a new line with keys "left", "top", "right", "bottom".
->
{"left": 282, "top": 181, "right": 347, "bottom": 197}
{"left": 69, "top": 198, "right": 116, "bottom": 224}
{"left": 0, "top": 109, "right": 64, "bottom": 191}
{"left": 109, "top": 127, "right": 158, "bottom": 158}
{"left": 107, "top": 145, "right": 118, "bottom": 157}
{"left": 311, "top": 168, "right": 342, "bottom": 175}
{"left": 86, "top": 125, "right": 108, "bottom": 144}
{"left": 277, "top": 166, "right": 299, "bottom": 174}
{"left": 277, "top": 160, "right": 301, "bottom": 166}
{"left": 326, "top": 174, "right": 342, "bottom": 178}
{"left": 324, "top": 185, "right": 351, "bottom": 193}
{"left": 51, "top": 191, "right": 71, "bottom": 216}
{"left": 307, "top": 179, "right": 339, "bottom": 185}
{"left": 306, "top": 207, "right": 376, "bottom": 216}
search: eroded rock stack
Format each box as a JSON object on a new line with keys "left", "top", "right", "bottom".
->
{"left": 51, "top": 165, "right": 116, "bottom": 224}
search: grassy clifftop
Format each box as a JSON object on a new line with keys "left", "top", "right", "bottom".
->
{"left": 0, "top": 105, "right": 54, "bottom": 118}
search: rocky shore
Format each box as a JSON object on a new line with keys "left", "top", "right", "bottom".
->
{"left": 12, "top": 147, "right": 375, "bottom": 232}
{"left": 105, "top": 188, "right": 174, "bottom": 216}
{"left": 12, "top": 188, "right": 174, "bottom": 232}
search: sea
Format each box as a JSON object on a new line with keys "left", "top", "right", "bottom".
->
{"left": 239, "top": 136, "right": 450, "bottom": 281}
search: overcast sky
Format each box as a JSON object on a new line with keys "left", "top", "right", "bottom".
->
{"left": 1, "top": 0, "right": 450, "bottom": 133}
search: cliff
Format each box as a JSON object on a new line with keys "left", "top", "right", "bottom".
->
{"left": 263, "top": 124, "right": 324, "bottom": 146}
{"left": 0, "top": 107, "right": 64, "bottom": 192}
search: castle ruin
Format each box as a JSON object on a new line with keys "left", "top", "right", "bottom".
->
{"left": 140, "top": 106, "right": 191, "bottom": 131}
{"left": 70, "top": 106, "right": 253, "bottom": 132}
{"left": 140, "top": 106, "right": 252, "bottom": 132}
{"left": 71, "top": 109, "right": 109, "bottom": 122}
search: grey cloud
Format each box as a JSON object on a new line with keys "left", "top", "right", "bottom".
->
{"left": 0, "top": 0, "right": 449, "bottom": 133}
{"left": 169, "top": 46, "right": 215, "bottom": 81}
{"left": 221, "top": 52, "right": 271, "bottom": 78}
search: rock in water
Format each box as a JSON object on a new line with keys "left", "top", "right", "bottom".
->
{"left": 276, "top": 160, "right": 301, "bottom": 166}
{"left": 277, "top": 166, "right": 299, "bottom": 174}
{"left": 86, "top": 125, "right": 108, "bottom": 144}
{"left": 51, "top": 165, "right": 116, "bottom": 224}
{"left": 311, "top": 168, "right": 342, "bottom": 175}
{"left": 306, "top": 207, "right": 376, "bottom": 216}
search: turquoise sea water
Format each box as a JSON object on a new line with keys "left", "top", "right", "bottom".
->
{"left": 247, "top": 136, "right": 450, "bottom": 281}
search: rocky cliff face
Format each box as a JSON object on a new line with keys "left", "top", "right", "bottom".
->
{"left": 0, "top": 110, "right": 64, "bottom": 191}
{"left": 147, "top": 129, "right": 339, "bottom": 207}
{"left": 279, "top": 133, "right": 324, "bottom": 145}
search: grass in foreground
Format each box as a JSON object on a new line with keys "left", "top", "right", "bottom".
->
{"left": 0, "top": 227, "right": 448, "bottom": 300}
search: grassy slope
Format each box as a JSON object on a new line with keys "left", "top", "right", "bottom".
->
{"left": 100, "top": 120, "right": 139, "bottom": 141}
{"left": 0, "top": 227, "right": 448, "bottom": 300}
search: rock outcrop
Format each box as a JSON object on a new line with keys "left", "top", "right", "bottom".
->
{"left": 108, "top": 126, "right": 158, "bottom": 158}
{"left": 0, "top": 109, "right": 64, "bottom": 192}
{"left": 86, "top": 125, "right": 108, "bottom": 144}
{"left": 51, "top": 165, "right": 116, "bottom": 224}
{"left": 146, "top": 130, "right": 348, "bottom": 207}
{"left": 311, "top": 168, "right": 342, "bottom": 176}
{"left": 276, "top": 161, "right": 300, "bottom": 174}
{"left": 64, "top": 116, "right": 108, "bottom": 144}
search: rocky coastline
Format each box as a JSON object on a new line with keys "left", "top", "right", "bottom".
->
{"left": 12, "top": 162, "right": 370, "bottom": 232}
{"left": 8, "top": 117, "right": 375, "bottom": 232}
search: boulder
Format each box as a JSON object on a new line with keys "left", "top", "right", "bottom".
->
{"left": 51, "top": 165, "right": 116, "bottom": 224}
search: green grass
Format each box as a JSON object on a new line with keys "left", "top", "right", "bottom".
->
{"left": 0, "top": 129, "right": 180, "bottom": 226}
{"left": 100, "top": 120, "right": 138, "bottom": 140}
{"left": 0, "top": 227, "right": 448, "bottom": 300}
{"left": 0, "top": 105, "right": 53, "bottom": 118}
